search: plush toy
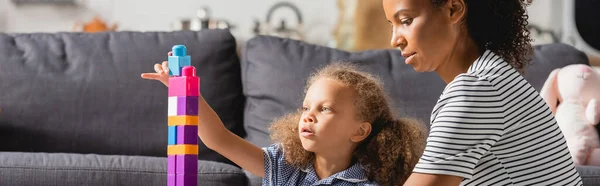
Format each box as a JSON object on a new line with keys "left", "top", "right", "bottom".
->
{"left": 540, "top": 64, "right": 600, "bottom": 166}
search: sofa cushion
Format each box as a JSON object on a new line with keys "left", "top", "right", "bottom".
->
{"left": 0, "top": 152, "right": 247, "bottom": 186}
{"left": 577, "top": 166, "right": 600, "bottom": 186}
{"left": 240, "top": 35, "right": 589, "bottom": 147}
{"left": 240, "top": 36, "right": 445, "bottom": 147}
{"left": 0, "top": 30, "right": 245, "bottom": 163}
{"left": 523, "top": 43, "right": 590, "bottom": 91}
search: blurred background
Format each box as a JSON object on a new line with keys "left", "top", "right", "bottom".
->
{"left": 0, "top": 0, "right": 597, "bottom": 64}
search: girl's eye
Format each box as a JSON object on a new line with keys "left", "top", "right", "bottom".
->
{"left": 321, "top": 107, "right": 331, "bottom": 112}
{"left": 401, "top": 18, "right": 413, "bottom": 25}
{"left": 302, "top": 106, "right": 309, "bottom": 111}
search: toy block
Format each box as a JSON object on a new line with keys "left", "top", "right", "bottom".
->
{"left": 168, "top": 126, "right": 177, "bottom": 145}
{"left": 167, "top": 144, "right": 198, "bottom": 155}
{"left": 168, "top": 155, "right": 177, "bottom": 174}
{"left": 177, "top": 96, "right": 199, "bottom": 115}
{"left": 168, "top": 96, "right": 199, "bottom": 116}
{"left": 168, "top": 115, "right": 199, "bottom": 126}
{"left": 168, "top": 97, "right": 178, "bottom": 116}
{"left": 168, "top": 66, "right": 200, "bottom": 97}
{"left": 177, "top": 125, "right": 198, "bottom": 145}
{"left": 176, "top": 155, "right": 198, "bottom": 174}
{"left": 176, "top": 174, "right": 197, "bottom": 186}
{"left": 168, "top": 45, "right": 192, "bottom": 76}
{"left": 168, "top": 174, "right": 176, "bottom": 186}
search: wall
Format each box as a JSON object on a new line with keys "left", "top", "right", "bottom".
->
{"left": 527, "top": 0, "right": 564, "bottom": 45}
{"left": 0, "top": 0, "right": 564, "bottom": 46}
{"left": 0, "top": 0, "right": 337, "bottom": 46}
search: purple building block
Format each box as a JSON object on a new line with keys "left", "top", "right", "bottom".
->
{"left": 168, "top": 155, "right": 177, "bottom": 174}
{"left": 177, "top": 96, "right": 199, "bottom": 115}
{"left": 176, "top": 125, "right": 198, "bottom": 145}
{"left": 168, "top": 174, "right": 176, "bottom": 186}
{"left": 176, "top": 155, "right": 198, "bottom": 174}
{"left": 176, "top": 174, "right": 197, "bottom": 186}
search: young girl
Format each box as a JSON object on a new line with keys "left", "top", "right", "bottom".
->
{"left": 382, "top": 0, "right": 583, "bottom": 185}
{"left": 142, "top": 61, "right": 426, "bottom": 185}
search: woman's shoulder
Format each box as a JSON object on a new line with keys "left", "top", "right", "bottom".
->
{"left": 444, "top": 73, "right": 497, "bottom": 94}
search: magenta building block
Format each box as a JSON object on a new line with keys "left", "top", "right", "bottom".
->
{"left": 177, "top": 125, "right": 198, "bottom": 145}
{"left": 168, "top": 76, "right": 199, "bottom": 97}
{"left": 168, "top": 155, "right": 177, "bottom": 174}
{"left": 168, "top": 174, "right": 176, "bottom": 186}
{"left": 177, "top": 96, "right": 199, "bottom": 115}
{"left": 168, "top": 67, "right": 199, "bottom": 97}
{"left": 176, "top": 155, "right": 198, "bottom": 174}
{"left": 176, "top": 174, "right": 197, "bottom": 186}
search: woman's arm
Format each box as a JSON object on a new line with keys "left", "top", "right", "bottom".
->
{"left": 404, "top": 173, "right": 462, "bottom": 186}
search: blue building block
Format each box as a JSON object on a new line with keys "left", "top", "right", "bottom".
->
{"left": 168, "top": 126, "right": 177, "bottom": 145}
{"left": 168, "top": 45, "right": 191, "bottom": 76}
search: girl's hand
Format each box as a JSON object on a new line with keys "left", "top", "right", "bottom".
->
{"left": 141, "top": 52, "right": 173, "bottom": 87}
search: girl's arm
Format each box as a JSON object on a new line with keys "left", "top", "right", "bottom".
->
{"left": 196, "top": 95, "right": 265, "bottom": 177}
{"left": 141, "top": 60, "right": 265, "bottom": 177}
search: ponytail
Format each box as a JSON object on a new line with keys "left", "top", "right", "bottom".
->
{"left": 355, "top": 117, "right": 427, "bottom": 186}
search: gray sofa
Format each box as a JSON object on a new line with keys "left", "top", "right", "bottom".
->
{"left": 0, "top": 29, "right": 599, "bottom": 186}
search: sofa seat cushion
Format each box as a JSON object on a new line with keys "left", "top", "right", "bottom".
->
{"left": 577, "top": 165, "right": 600, "bottom": 186}
{"left": 0, "top": 30, "right": 246, "bottom": 163}
{"left": 0, "top": 152, "right": 247, "bottom": 186}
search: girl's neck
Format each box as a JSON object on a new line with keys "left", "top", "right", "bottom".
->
{"left": 435, "top": 31, "right": 481, "bottom": 84}
{"left": 313, "top": 151, "right": 353, "bottom": 180}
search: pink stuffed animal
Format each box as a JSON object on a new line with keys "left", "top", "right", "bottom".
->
{"left": 541, "top": 64, "right": 600, "bottom": 166}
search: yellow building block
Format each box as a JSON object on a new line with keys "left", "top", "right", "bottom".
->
{"left": 167, "top": 145, "right": 198, "bottom": 155}
{"left": 167, "top": 115, "right": 199, "bottom": 126}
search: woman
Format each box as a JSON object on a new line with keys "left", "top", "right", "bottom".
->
{"left": 382, "top": 0, "right": 583, "bottom": 185}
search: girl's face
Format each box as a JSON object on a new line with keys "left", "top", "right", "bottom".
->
{"left": 383, "top": 0, "right": 458, "bottom": 72}
{"left": 299, "top": 78, "right": 368, "bottom": 154}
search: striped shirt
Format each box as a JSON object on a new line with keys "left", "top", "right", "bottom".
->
{"left": 262, "top": 143, "right": 378, "bottom": 186}
{"left": 412, "top": 50, "right": 583, "bottom": 185}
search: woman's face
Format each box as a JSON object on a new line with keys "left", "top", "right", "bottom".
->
{"left": 383, "top": 0, "right": 458, "bottom": 72}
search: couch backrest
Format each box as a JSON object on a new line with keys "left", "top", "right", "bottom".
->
{"left": 0, "top": 30, "right": 246, "bottom": 163}
{"left": 241, "top": 35, "right": 589, "bottom": 148}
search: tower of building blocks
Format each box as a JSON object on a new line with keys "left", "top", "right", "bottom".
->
{"left": 167, "top": 45, "right": 199, "bottom": 186}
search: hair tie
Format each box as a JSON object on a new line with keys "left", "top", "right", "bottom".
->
{"left": 371, "top": 117, "right": 391, "bottom": 137}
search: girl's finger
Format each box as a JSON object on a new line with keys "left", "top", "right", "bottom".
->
{"left": 162, "top": 61, "right": 169, "bottom": 73}
{"left": 168, "top": 51, "right": 173, "bottom": 56}
{"left": 141, "top": 73, "right": 160, "bottom": 79}
{"left": 154, "top": 64, "right": 163, "bottom": 73}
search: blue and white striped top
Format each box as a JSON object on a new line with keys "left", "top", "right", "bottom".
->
{"left": 412, "top": 50, "right": 583, "bottom": 185}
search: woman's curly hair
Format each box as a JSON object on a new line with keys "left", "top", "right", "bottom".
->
{"left": 433, "top": 0, "right": 534, "bottom": 71}
{"left": 269, "top": 62, "right": 427, "bottom": 185}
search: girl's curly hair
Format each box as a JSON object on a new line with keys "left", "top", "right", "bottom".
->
{"left": 269, "top": 62, "right": 427, "bottom": 185}
{"left": 433, "top": 0, "right": 534, "bottom": 71}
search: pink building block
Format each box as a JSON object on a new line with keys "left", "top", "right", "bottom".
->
{"left": 176, "top": 154, "right": 198, "bottom": 174}
{"left": 176, "top": 174, "right": 197, "bottom": 186}
{"left": 168, "top": 155, "right": 177, "bottom": 174}
{"left": 176, "top": 125, "right": 198, "bottom": 145}
{"left": 168, "top": 66, "right": 199, "bottom": 97}
{"left": 168, "top": 174, "right": 176, "bottom": 186}
{"left": 168, "top": 77, "right": 199, "bottom": 97}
